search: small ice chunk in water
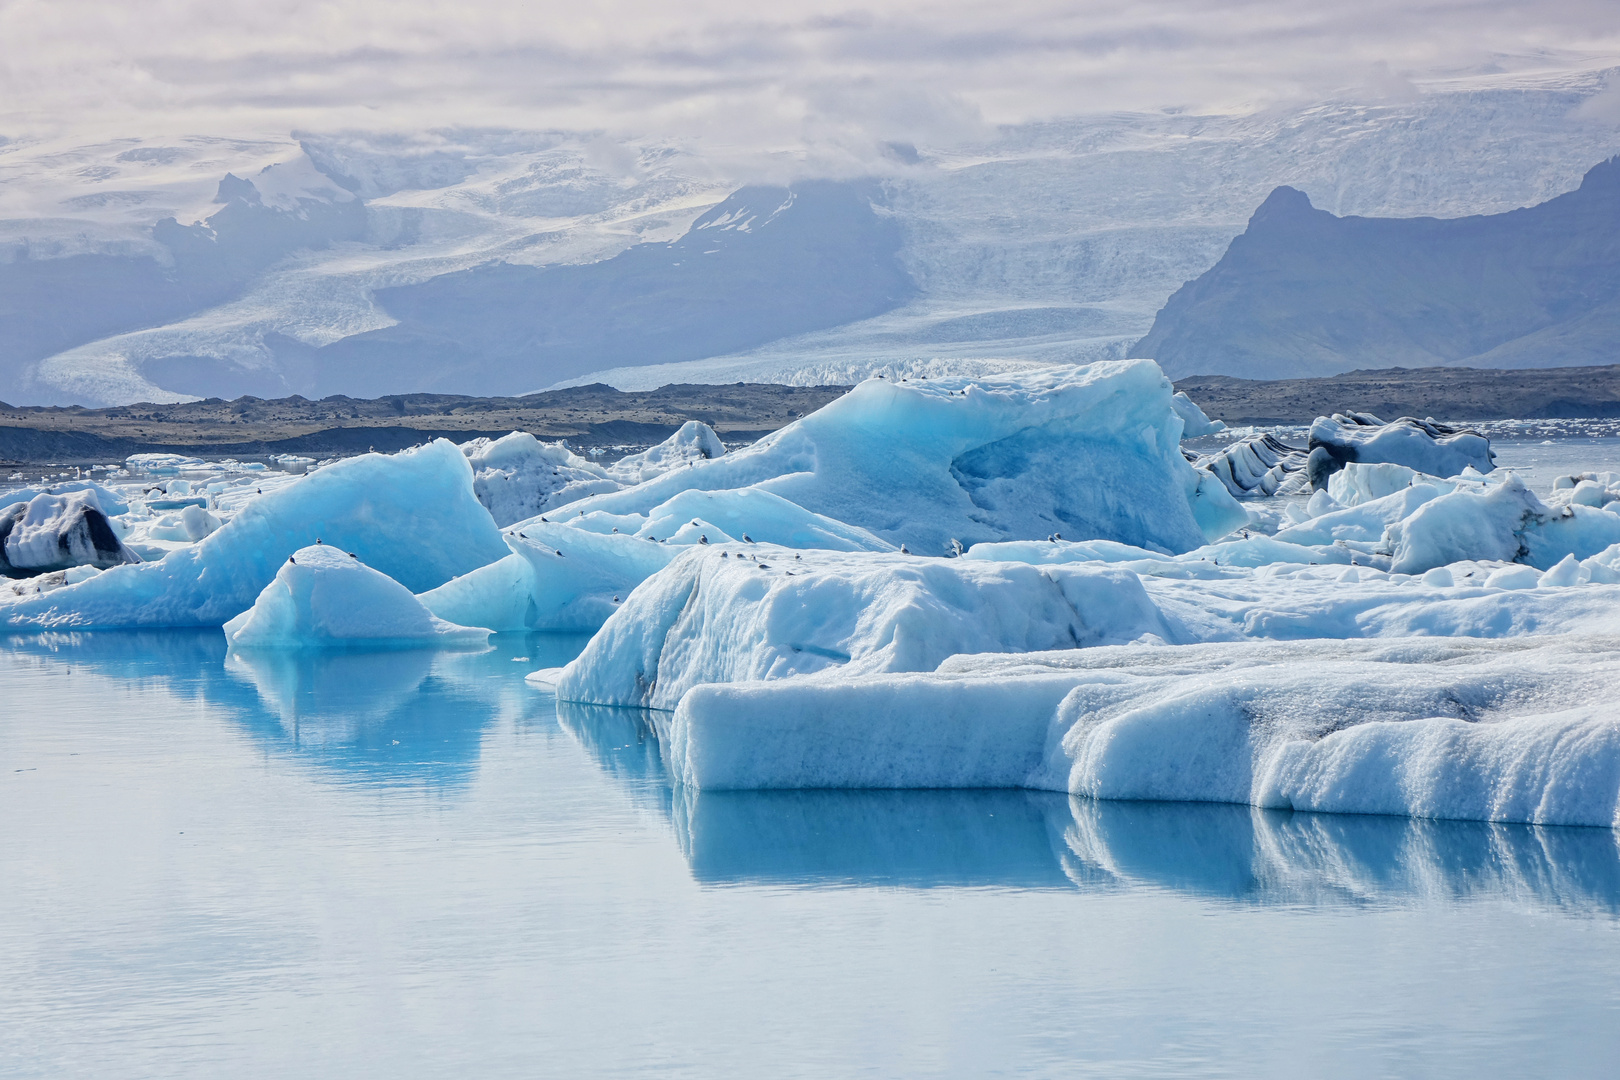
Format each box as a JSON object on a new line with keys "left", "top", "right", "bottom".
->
{"left": 223, "top": 545, "right": 490, "bottom": 649}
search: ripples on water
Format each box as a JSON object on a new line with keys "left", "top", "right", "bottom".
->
{"left": 4, "top": 630, "right": 1619, "bottom": 1078}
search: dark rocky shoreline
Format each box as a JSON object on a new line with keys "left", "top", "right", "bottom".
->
{"left": 5, "top": 365, "right": 1619, "bottom": 467}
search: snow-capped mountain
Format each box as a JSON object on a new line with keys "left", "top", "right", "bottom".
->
{"left": 3, "top": 67, "right": 1619, "bottom": 405}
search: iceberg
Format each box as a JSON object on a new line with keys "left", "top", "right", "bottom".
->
{"left": 460, "top": 422, "right": 731, "bottom": 528}
{"left": 554, "top": 546, "right": 1171, "bottom": 711}
{"left": 1196, "top": 433, "right": 1308, "bottom": 498}
{"left": 422, "top": 524, "right": 681, "bottom": 633}
{"left": 0, "top": 480, "right": 130, "bottom": 517}
{"left": 543, "top": 362, "right": 1247, "bottom": 556}
{"left": 223, "top": 544, "right": 490, "bottom": 648}
{"left": 604, "top": 420, "right": 727, "bottom": 484}
{"left": 1386, "top": 474, "right": 1620, "bottom": 574}
{"left": 1307, "top": 413, "right": 1495, "bottom": 487}
{"left": 0, "top": 490, "right": 140, "bottom": 575}
{"left": 661, "top": 636, "right": 1620, "bottom": 828}
{"left": 461, "top": 431, "right": 619, "bottom": 527}
{"left": 1170, "top": 391, "right": 1225, "bottom": 438}
{"left": 422, "top": 486, "right": 892, "bottom": 633}
{"left": 0, "top": 439, "right": 508, "bottom": 628}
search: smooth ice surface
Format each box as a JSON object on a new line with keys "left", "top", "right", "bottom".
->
{"left": 0, "top": 440, "right": 508, "bottom": 628}
{"left": 223, "top": 545, "right": 489, "bottom": 648}
{"left": 666, "top": 636, "right": 1620, "bottom": 828}
{"left": 544, "top": 361, "right": 1246, "bottom": 555}
{"left": 4, "top": 633, "right": 1620, "bottom": 1079}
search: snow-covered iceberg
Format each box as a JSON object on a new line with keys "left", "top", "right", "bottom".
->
{"left": 460, "top": 421, "right": 730, "bottom": 528}
{"left": 0, "top": 439, "right": 508, "bottom": 628}
{"left": 0, "top": 490, "right": 140, "bottom": 576}
{"left": 554, "top": 546, "right": 1171, "bottom": 711}
{"left": 1307, "top": 412, "right": 1495, "bottom": 487}
{"left": 462, "top": 431, "right": 619, "bottom": 527}
{"left": 540, "top": 362, "right": 1247, "bottom": 556}
{"left": 661, "top": 636, "right": 1620, "bottom": 828}
{"left": 223, "top": 544, "right": 490, "bottom": 648}
{"left": 1385, "top": 474, "right": 1620, "bottom": 574}
{"left": 604, "top": 420, "right": 727, "bottom": 484}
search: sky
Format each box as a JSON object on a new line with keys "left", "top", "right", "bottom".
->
{"left": 1, "top": 0, "right": 1618, "bottom": 163}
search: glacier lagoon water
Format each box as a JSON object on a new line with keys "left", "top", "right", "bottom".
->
{"left": 4, "top": 629, "right": 1620, "bottom": 1078}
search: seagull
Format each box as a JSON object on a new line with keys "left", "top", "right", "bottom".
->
{"left": 742, "top": 533, "right": 753, "bottom": 543}
{"left": 288, "top": 556, "right": 296, "bottom": 564}
{"left": 540, "top": 516, "right": 548, "bottom": 522}
{"left": 699, "top": 535, "right": 708, "bottom": 544}
{"left": 900, "top": 544, "right": 910, "bottom": 554}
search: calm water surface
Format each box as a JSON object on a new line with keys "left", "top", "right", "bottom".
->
{"left": 4, "top": 630, "right": 1620, "bottom": 1078}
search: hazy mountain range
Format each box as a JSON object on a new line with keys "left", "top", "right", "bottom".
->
{"left": 2, "top": 68, "right": 1618, "bottom": 406}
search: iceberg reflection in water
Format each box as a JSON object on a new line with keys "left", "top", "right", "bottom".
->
{"left": 560, "top": 699, "right": 1620, "bottom": 912}
{"left": 6, "top": 628, "right": 591, "bottom": 789}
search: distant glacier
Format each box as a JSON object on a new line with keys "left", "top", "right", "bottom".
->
{"left": 3, "top": 67, "right": 1619, "bottom": 406}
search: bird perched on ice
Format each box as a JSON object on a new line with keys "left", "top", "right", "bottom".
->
{"left": 742, "top": 533, "right": 753, "bottom": 543}
{"left": 900, "top": 544, "right": 910, "bottom": 554}
{"left": 699, "top": 535, "right": 708, "bottom": 544}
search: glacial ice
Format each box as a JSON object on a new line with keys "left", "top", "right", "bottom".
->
{"left": 0, "top": 490, "right": 140, "bottom": 575}
{"left": 0, "top": 480, "right": 130, "bottom": 517}
{"left": 0, "top": 439, "right": 507, "bottom": 628}
{"left": 604, "top": 420, "right": 727, "bottom": 484}
{"left": 538, "top": 362, "right": 1247, "bottom": 555}
{"left": 1170, "top": 391, "right": 1225, "bottom": 438}
{"left": 223, "top": 544, "right": 490, "bottom": 648}
{"left": 658, "top": 637, "right": 1620, "bottom": 828}
{"left": 1307, "top": 413, "right": 1495, "bottom": 487}
{"left": 1197, "top": 433, "right": 1309, "bottom": 498}
{"left": 461, "top": 431, "right": 619, "bottom": 528}
{"left": 554, "top": 546, "right": 1175, "bottom": 711}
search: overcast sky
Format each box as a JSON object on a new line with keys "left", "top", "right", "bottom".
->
{"left": 2, "top": 0, "right": 1617, "bottom": 155}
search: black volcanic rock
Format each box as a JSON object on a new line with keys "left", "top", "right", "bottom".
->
{"left": 1132, "top": 157, "right": 1620, "bottom": 379}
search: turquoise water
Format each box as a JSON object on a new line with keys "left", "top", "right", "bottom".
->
{"left": 3, "top": 632, "right": 1619, "bottom": 1078}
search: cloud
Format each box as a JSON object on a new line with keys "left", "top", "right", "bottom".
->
{"left": 0, "top": 0, "right": 1617, "bottom": 164}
